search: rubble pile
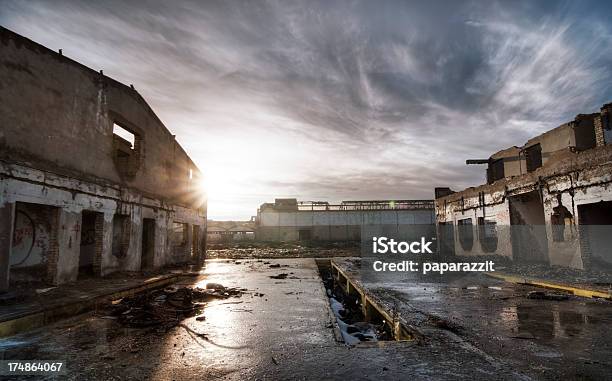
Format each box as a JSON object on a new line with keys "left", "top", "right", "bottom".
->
{"left": 108, "top": 283, "right": 245, "bottom": 328}
{"left": 207, "top": 243, "right": 360, "bottom": 259}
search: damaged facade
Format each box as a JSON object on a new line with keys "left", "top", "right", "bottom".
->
{"left": 256, "top": 198, "right": 435, "bottom": 241}
{"left": 0, "top": 27, "right": 207, "bottom": 292}
{"left": 435, "top": 104, "right": 612, "bottom": 270}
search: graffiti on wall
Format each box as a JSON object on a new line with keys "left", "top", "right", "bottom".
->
{"left": 11, "top": 210, "right": 49, "bottom": 267}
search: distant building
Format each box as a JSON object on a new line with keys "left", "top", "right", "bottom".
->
{"left": 0, "top": 27, "right": 207, "bottom": 292}
{"left": 256, "top": 198, "right": 435, "bottom": 242}
{"left": 207, "top": 220, "right": 256, "bottom": 243}
{"left": 435, "top": 103, "right": 612, "bottom": 270}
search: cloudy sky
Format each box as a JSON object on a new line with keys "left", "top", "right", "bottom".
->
{"left": 2, "top": 0, "right": 611, "bottom": 220}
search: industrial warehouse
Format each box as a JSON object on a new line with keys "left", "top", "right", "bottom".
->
{"left": 255, "top": 198, "right": 435, "bottom": 241}
{"left": 0, "top": 26, "right": 206, "bottom": 293}
{"left": 435, "top": 105, "right": 612, "bottom": 270}
{"left": 1, "top": 1, "right": 612, "bottom": 380}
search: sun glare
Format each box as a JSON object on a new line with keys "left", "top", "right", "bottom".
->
{"left": 198, "top": 170, "right": 236, "bottom": 203}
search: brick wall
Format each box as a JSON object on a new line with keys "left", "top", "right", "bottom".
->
{"left": 594, "top": 115, "right": 605, "bottom": 147}
{"left": 596, "top": 104, "right": 612, "bottom": 147}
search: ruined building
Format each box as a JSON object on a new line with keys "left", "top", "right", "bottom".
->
{"left": 207, "top": 220, "right": 256, "bottom": 243}
{"left": 435, "top": 104, "right": 612, "bottom": 270}
{"left": 256, "top": 198, "right": 435, "bottom": 241}
{"left": 0, "top": 27, "right": 207, "bottom": 292}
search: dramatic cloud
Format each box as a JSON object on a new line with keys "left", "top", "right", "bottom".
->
{"left": 2, "top": 0, "right": 611, "bottom": 219}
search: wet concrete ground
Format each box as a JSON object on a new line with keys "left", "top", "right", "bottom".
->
{"left": 1, "top": 272, "right": 183, "bottom": 325}
{"left": 335, "top": 258, "right": 612, "bottom": 380}
{"left": 2, "top": 258, "right": 605, "bottom": 380}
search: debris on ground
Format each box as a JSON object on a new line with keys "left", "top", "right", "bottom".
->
{"left": 205, "top": 283, "right": 226, "bottom": 292}
{"left": 206, "top": 242, "right": 360, "bottom": 260}
{"left": 107, "top": 283, "right": 245, "bottom": 328}
{"left": 269, "top": 264, "right": 281, "bottom": 268}
{"left": 526, "top": 290, "right": 570, "bottom": 301}
{"left": 510, "top": 331, "right": 536, "bottom": 339}
{"left": 270, "top": 273, "right": 288, "bottom": 279}
{"left": 218, "top": 300, "right": 244, "bottom": 306}
{"left": 329, "top": 296, "right": 379, "bottom": 345}
{"left": 426, "top": 315, "right": 463, "bottom": 334}
{"left": 36, "top": 287, "right": 57, "bottom": 294}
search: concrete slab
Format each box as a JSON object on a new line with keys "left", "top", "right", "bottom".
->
{"left": 333, "top": 257, "right": 612, "bottom": 379}
{"left": 1, "top": 258, "right": 532, "bottom": 380}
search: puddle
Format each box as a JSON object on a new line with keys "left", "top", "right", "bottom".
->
{"left": 0, "top": 338, "right": 31, "bottom": 350}
{"left": 315, "top": 260, "right": 394, "bottom": 344}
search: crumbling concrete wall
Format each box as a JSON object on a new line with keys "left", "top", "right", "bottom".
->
{"left": 436, "top": 143, "right": 612, "bottom": 270}
{"left": 490, "top": 147, "right": 522, "bottom": 179}
{"left": 10, "top": 203, "right": 55, "bottom": 270}
{"left": 542, "top": 163, "right": 612, "bottom": 268}
{"left": 0, "top": 27, "right": 207, "bottom": 291}
{"left": 486, "top": 114, "right": 600, "bottom": 185}
{"left": 523, "top": 117, "right": 596, "bottom": 164}
{"left": 436, "top": 192, "right": 512, "bottom": 258}
{"left": 1, "top": 161, "right": 206, "bottom": 286}
{"left": 0, "top": 27, "right": 201, "bottom": 207}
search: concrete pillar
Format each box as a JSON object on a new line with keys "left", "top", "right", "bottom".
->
{"left": 54, "top": 209, "right": 82, "bottom": 284}
{"left": 122, "top": 205, "right": 142, "bottom": 272}
{"left": 0, "top": 202, "right": 16, "bottom": 292}
{"left": 153, "top": 215, "right": 168, "bottom": 269}
{"left": 100, "top": 213, "right": 115, "bottom": 277}
{"left": 186, "top": 223, "right": 193, "bottom": 262}
{"left": 199, "top": 224, "right": 207, "bottom": 265}
{"left": 92, "top": 212, "right": 108, "bottom": 276}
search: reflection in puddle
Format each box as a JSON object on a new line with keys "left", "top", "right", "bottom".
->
{"left": 0, "top": 338, "right": 31, "bottom": 350}
{"left": 517, "top": 306, "right": 555, "bottom": 340}
{"left": 194, "top": 261, "right": 236, "bottom": 290}
{"left": 502, "top": 305, "right": 591, "bottom": 340}
{"left": 149, "top": 273, "right": 244, "bottom": 379}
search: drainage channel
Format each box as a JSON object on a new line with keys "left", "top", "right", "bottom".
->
{"left": 315, "top": 259, "right": 414, "bottom": 344}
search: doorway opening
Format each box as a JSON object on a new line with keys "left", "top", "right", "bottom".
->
{"left": 79, "top": 211, "right": 102, "bottom": 278}
{"left": 11, "top": 202, "right": 59, "bottom": 284}
{"left": 509, "top": 191, "right": 549, "bottom": 263}
{"left": 192, "top": 225, "right": 200, "bottom": 261}
{"left": 141, "top": 218, "right": 155, "bottom": 270}
{"left": 578, "top": 201, "right": 612, "bottom": 269}
{"left": 299, "top": 229, "right": 312, "bottom": 241}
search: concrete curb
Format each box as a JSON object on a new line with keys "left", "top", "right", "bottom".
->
{"left": 313, "top": 259, "right": 344, "bottom": 343}
{"left": 330, "top": 259, "right": 422, "bottom": 342}
{"left": 485, "top": 272, "right": 612, "bottom": 300}
{"left": 0, "top": 274, "right": 183, "bottom": 338}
